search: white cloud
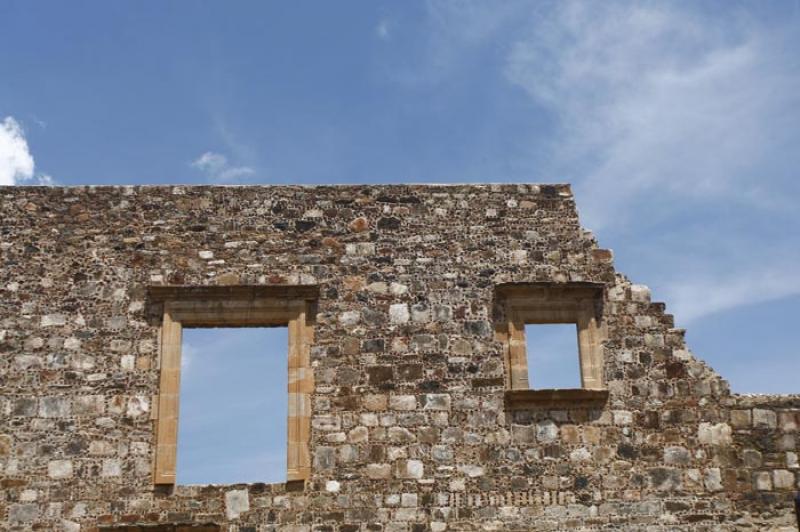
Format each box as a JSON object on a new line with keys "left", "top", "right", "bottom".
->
{"left": 191, "top": 151, "right": 254, "bottom": 182}
{"left": 0, "top": 117, "right": 35, "bottom": 185}
{"left": 0, "top": 116, "right": 56, "bottom": 186}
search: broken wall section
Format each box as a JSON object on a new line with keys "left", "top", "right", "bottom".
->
{"left": 0, "top": 184, "right": 798, "bottom": 531}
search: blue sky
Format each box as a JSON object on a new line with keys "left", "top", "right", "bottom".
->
{"left": 178, "top": 328, "right": 287, "bottom": 484}
{"left": 525, "top": 324, "right": 582, "bottom": 389}
{"left": 2, "top": 0, "right": 799, "bottom": 480}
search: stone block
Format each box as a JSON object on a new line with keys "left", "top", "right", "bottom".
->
{"left": 366, "top": 463, "right": 391, "bottom": 479}
{"left": 753, "top": 409, "right": 777, "bottom": 429}
{"left": 101, "top": 459, "right": 121, "bottom": 477}
{"left": 388, "top": 427, "right": 416, "bottom": 443}
{"left": 314, "top": 447, "right": 336, "bottom": 470}
{"left": 779, "top": 411, "right": 798, "bottom": 432}
{"left": 697, "top": 422, "right": 732, "bottom": 446}
{"left": 74, "top": 395, "right": 105, "bottom": 416}
{"left": 743, "top": 449, "right": 762, "bottom": 468}
{"left": 787, "top": 451, "right": 798, "bottom": 469}
{"left": 363, "top": 394, "right": 388, "bottom": 411}
{"left": 348, "top": 426, "right": 369, "bottom": 443}
{"left": 560, "top": 425, "right": 579, "bottom": 444}
{"left": 40, "top": 397, "right": 71, "bottom": 418}
{"left": 394, "top": 459, "right": 424, "bottom": 480}
{"left": 536, "top": 420, "right": 559, "bottom": 443}
{"left": 9, "top": 504, "right": 39, "bottom": 524}
{"left": 389, "top": 395, "right": 417, "bottom": 411}
{"left": 664, "top": 446, "right": 691, "bottom": 465}
{"left": 423, "top": 394, "right": 451, "bottom": 411}
{"left": 225, "top": 489, "right": 249, "bottom": 520}
{"left": 704, "top": 468, "right": 723, "bottom": 492}
{"left": 48, "top": 460, "right": 73, "bottom": 479}
{"left": 458, "top": 464, "right": 484, "bottom": 477}
{"left": 389, "top": 304, "right": 410, "bottom": 324}
{"left": 570, "top": 447, "right": 592, "bottom": 462}
{"left": 612, "top": 410, "right": 633, "bottom": 426}
{"left": 401, "top": 493, "right": 418, "bottom": 507}
{"left": 772, "top": 469, "right": 795, "bottom": 489}
{"left": 754, "top": 471, "right": 772, "bottom": 491}
{"left": 648, "top": 468, "right": 682, "bottom": 491}
{"left": 729, "top": 409, "right": 751, "bottom": 428}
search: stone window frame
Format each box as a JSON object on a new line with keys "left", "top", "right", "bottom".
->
{"left": 148, "top": 286, "right": 317, "bottom": 486}
{"left": 495, "top": 283, "right": 608, "bottom": 404}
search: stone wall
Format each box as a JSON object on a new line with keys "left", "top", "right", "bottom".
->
{"left": 1, "top": 184, "right": 798, "bottom": 531}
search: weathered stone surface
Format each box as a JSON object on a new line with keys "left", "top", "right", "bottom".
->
{"left": 225, "top": 488, "right": 249, "bottom": 519}
{"left": 423, "top": 394, "right": 451, "bottom": 411}
{"left": 366, "top": 463, "right": 391, "bottom": 479}
{"left": 730, "top": 409, "right": 751, "bottom": 427}
{"left": 0, "top": 184, "right": 796, "bottom": 530}
{"left": 664, "top": 446, "right": 690, "bottom": 465}
{"left": 754, "top": 471, "right": 772, "bottom": 491}
{"left": 48, "top": 460, "right": 73, "bottom": 479}
{"left": 388, "top": 427, "right": 416, "bottom": 443}
{"left": 348, "top": 217, "right": 369, "bottom": 232}
{"left": 394, "top": 459, "right": 424, "bottom": 479}
{"left": 704, "top": 468, "right": 723, "bottom": 492}
{"left": 347, "top": 426, "right": 369, "bottom": 443}
{"left": 9, "top": 503, "right": 39, "bottom": 523}
{"left": 536, "top": 420, "right": 559, "bottom": 443}
{"left": 772, "top": 469, "right": 795, "bottom": 489}
{"left": 40, "top": 396, "right": 71, "bottom": 417}
{"left": 389, "top": 394, "right": 417, "bottom": 411}
{"left": 697, "top": 422, "right": 732, "bottom": 445}
{"left": 753, "top": 408, "right": 778, "bottom": 428}
{"left": 743, "top": 449, "right": 763, "bottom": 467}
{"left": 389, "top": 303, "right": 410, "bottom": 324}
{"left": 648, "top": 467, "right": 682, "bottom": 491}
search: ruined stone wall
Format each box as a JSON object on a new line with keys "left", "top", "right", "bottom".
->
{"left": 1, "top": 184, "right": 798, "bottom": 531}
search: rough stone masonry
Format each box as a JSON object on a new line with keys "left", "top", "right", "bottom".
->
{"left": 1, "top": 184, "right": 798, "bottom": 531}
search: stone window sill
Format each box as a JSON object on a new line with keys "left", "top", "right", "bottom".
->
{"left": 505, "top": 388, "right": 609, "bottom": 408}
{"left": 164, "top": 479, "right": 306, "bottom": 497}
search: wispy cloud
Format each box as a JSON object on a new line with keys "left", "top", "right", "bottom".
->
{"left": 412, "top": 1, "right": 800, "bottom": 324}
{"left": 181, "top": 342, "right": 198, "bottom": 372}
{"left": 504, "top": 2, "right": 800, "bottom": 230}
{"left": 376, "top": 0, "right": 537, "bottom": 87}
{"left": 665, "top": 266, "right": 800, "bottom": 324}
{"left": 191, "top": 151, "right": 254, "bottom": 182}
{"left": 376, "top": 19, "right": 391, "bottom": 41}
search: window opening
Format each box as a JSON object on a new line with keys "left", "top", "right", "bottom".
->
{"left": 177, "top": 327, "right": 288, "bottom": 485}
{"left": 496, "top": 283, "right": 606, "bottom": 393}
{"left": 524, "top": 323, "right": 582, "bottom": 389}
{"left": 149, "top": 287, "right": 316, "bottom": 486}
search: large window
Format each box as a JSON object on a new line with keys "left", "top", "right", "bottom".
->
{"left": 177, "top": 327, "right": 288, "bottom": 484}
{"left": 149, "top": 286, "right": 316, "bottom": 486}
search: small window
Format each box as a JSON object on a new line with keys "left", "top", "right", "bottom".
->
{"left": 496, "top": 283, "right": 607, "bottom": 396}
{"left": 524, "top": 323, "right": 582, "bottom": 389}
{"left": 177, "top": 327, "right": 288, "bottom": 484}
